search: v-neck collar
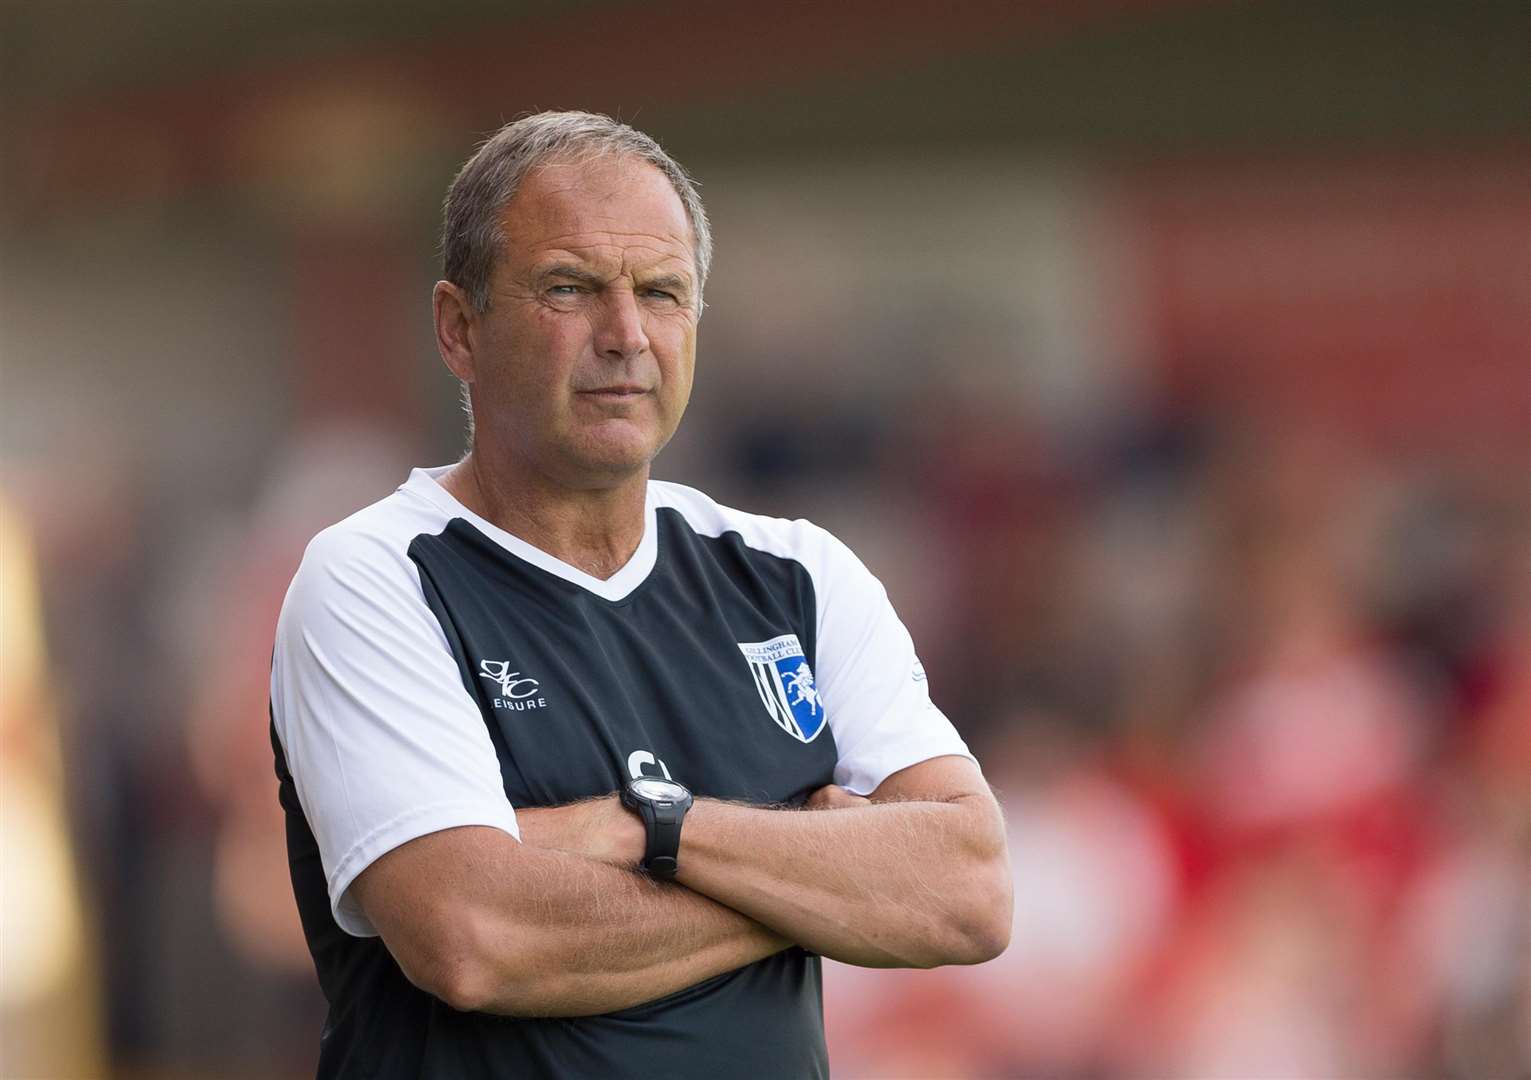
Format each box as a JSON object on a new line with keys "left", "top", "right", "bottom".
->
{"left": 406, "top": 465, "right": 658, "bottom": 603}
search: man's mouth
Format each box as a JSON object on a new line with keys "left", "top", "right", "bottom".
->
{"left": 579, "top": 386, "right": 650, "bottom": 398}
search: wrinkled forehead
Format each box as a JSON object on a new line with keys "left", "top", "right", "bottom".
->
{"left": 499, "top": 153, "right": 697, "bottom": 272}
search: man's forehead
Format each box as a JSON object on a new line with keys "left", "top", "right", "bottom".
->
{"left": 500, "top": 155, "right": 695, "bottom": 265}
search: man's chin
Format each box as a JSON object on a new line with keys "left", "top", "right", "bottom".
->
{"left": 569, "top": 422, "right": 675, "bottom": 479}
{"left": 554, "top": 443, "right": 661, "bottom": 491}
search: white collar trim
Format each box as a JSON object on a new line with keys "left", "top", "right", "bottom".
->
{"left": 405, "top": 465, "right": 658, "bottom": 602}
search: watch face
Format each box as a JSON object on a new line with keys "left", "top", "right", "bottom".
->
{"left": 630, "top": 777, "right": 688, "bottom": 802}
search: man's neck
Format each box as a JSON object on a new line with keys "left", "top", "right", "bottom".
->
{"left": 439, "top": 452, "right": 649, "bottom": 581}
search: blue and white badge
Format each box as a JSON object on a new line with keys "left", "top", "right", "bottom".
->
{"left": 737, "top": 634, "right": 826, "bottom": 743}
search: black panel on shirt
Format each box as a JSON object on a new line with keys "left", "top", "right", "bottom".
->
{"left": 277, "top": 507, "right": 838, "bottom": 1079}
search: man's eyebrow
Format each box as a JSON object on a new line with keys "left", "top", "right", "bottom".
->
{"left": 640, "top": 272, "right": 693, "bottom": 294}
{"left": 534, "top": 263, "right": 607, "bottom": 287}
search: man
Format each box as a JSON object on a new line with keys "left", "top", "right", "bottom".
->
{"left": 271, "top": 111, "right": 1012, "bottom": 1079}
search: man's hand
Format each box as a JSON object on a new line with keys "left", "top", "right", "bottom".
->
{"left": 805, "top": 783, "right": 870, "bottom": 810}
{"left": 515, "top": 795, "right": 645, "bottom": 867}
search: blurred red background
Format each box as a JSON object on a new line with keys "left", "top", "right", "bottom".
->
{"left": 2, "top": 2, "right": 1527, "bottom": 1076}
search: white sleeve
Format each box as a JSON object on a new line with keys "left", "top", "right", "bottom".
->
{"left": 270, "top": 525, "right": 520, "bottom": 938}
{"left": 813, "top": 530, "right": 975, "bottom": 795}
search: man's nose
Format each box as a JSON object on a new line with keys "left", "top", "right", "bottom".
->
{"left": 593, "top": 288, "right": 650, "bottom": 360}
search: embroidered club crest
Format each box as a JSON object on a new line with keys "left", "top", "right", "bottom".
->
{"left": 737, "top": 634, "right": 826, "bottom": 743}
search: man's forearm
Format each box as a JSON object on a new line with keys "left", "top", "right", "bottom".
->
{"left": 353, "top": 826, "right": 789, "bottom": 1018}
{"left": 471, "top": 845, "right": 790, "bottom": 1016}
{"left": 675, "top": 790, "right": 1010, "bottom": 969}
{"left": 467, "top": 758, "right": 1012, "bottom": 981}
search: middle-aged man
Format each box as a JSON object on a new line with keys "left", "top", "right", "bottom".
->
{"left": 271, "top": 111, "right": 1012, "bottom": 1079}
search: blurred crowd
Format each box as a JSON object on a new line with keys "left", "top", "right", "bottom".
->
{"left": 816, "top": 384, "right": 1531, "bottom": 1078}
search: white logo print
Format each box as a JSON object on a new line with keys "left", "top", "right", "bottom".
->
{"left": 781, "top": 661, "right": 819, "bottom": 716}
{"left": 479, "top": 660, "right": 548, "bottom": 711}
{"left": 627, "top": 749, "right": 673, "bottom": 781}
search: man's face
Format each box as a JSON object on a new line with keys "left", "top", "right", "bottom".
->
{"left": 468, "top": 154, "right": 699, "bottom": 490}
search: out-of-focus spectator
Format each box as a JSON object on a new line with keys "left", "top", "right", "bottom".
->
{"left": 183, "top": 422, "right": 416, "bottom": 975}
{"left": 0, "top": 494, "right": 105, "bottom": 1077}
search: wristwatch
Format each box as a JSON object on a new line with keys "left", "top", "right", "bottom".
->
{"left": 621, "top": 776, "right": 693, "bottom": 879}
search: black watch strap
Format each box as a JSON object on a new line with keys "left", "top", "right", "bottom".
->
{"left": 643, "top": 807, "right": 684, "bottom": 879}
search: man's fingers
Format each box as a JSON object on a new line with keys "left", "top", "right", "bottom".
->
{"left": 806, "top": 784, "right": 869, "bottom": 810}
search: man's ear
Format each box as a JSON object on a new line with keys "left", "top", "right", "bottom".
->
{"left": 433, "top": 280, "right": 478, "bottom": 384}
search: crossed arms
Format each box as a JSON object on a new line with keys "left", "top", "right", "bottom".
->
{"left": 350, "top": 754, "right": 1013, "bottom": 1017}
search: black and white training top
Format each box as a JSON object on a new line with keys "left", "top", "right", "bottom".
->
{"left": 270, "top": 465, "right": 973, "bottom": 1080}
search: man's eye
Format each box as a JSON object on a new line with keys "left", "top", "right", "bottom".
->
{"left": 643, "top": 289, "right": 678, "bottom": 302}
{"left": 549, "top": 284, "right": 582, "bottom": 296}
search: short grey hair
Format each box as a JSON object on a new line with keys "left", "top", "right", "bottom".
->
{"left": 441, "top": 110, "right": 712, "bottom": 315}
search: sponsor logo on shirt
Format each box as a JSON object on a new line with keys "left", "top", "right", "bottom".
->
{"left": 478, "top": 659, "right": 548, "bottom": 711}
{"left": 737, "top": 634, "right": 826, "bottom": 743}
